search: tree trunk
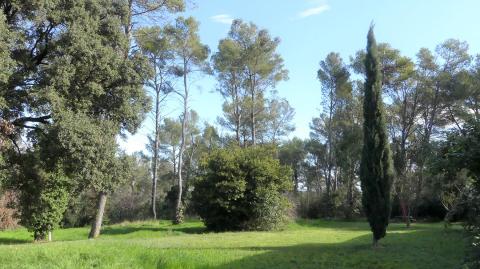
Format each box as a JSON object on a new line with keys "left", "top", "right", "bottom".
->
{"left": 172, "top": 146, "right": 177, "bottom": 184}
{"left": 251, "top": 89, "right": 256, "bottom": 145}
{"left": 89, "top": 191, "right": 107, "bottom": 239}
{"left": 174, "top": 61, "right": 188, "bottom": 225}
{"left": 235, "top": 120, "right": 241, "bottom": 146}
{"left": 151, "top": 89, "right": 160, "bottom": 220}
{"left": 372, "top": 236, "right": 379, "bottom": 248}
{"left": 151, "top": 165, "right": 157, "bottom": 220}
{"left": 234, "top": 86, "right": 241, "bottom": 146}
{"left": 293, "top": 167, "right": 299, "bottom": 194}
{"left": 346, "top": 167, "right": 354, "bottom": 220}
{"left": 406, "top": 206, "right": 411, "bottom": 228}
{"left": 124, "top": 0, "right": 133, "bottom": 58}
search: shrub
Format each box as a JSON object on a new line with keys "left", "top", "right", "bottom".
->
{"left": 16, "top": 154, "right": 70, "bottom": 241}
{"left": 192, "top": 146, "right": 292, "bottom": 231}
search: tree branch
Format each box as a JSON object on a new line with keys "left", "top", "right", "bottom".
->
{"left": 12, "top": 115, "right": 51, "bottom": 126}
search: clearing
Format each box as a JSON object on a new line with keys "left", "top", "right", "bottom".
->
{"left": 0, "top": 220, "right": 466, "bottom": 269}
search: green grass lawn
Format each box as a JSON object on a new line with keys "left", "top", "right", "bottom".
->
{"left": 0, "top": 219, "right": 467, "bottom": 269}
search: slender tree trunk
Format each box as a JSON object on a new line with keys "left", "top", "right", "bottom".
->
{"left": 234, "top": 86, "right": 241, "bottom": 146}
{"left": 235, "top": 119, "right": 241, "bottom": 146}
{"left": 172, "top": 145, "right": 177, "bottom": 184}
{"left": 248, "top": 74, "right": 258, "bottom": 146}
{"left": 327, "top": 90, "right": 335, "bottom": 204}
{"left": 293, "top": 167, "right": 299, "bottom": 194}
{"left": 89, "top": 191, "right": 107, "bottom": 239}
{"left": 399, "top": 197, "right": 411, "bottom": 228}
{"left": 151, "top": 161, "right": 158, "bottom": 220}
{"left": 250, "top": 88, "right": 256, "bottom": 145}
{"left": 185, "top": 139, "right": 195, "bottom": 185}
{"left": 175, "top": 60, "right": 188, "bottom": 224}
{"left": 346, "top": 164, "right": 354, "bottom": 220}
{"left": 151, "top": 89, "right": 161, "bottom": 220}
{"left": 124, "top": 0, "right": 133, "bottom": 58}
{"left": 372, "top": 236, "right": 379, "bottom": 248}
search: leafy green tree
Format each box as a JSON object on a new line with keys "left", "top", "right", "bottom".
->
{"left": 430, "top": 120, "right": 480, "bottom": 266}
{"left": 136, "top": 26, "right": 175, "bottom": 219}
{"left": 105, "top": 153, "right": 152, "bottom": 223}
{"left": 41, "top": 112, "right": 130, "bottom": 238}
{"left": 379, "top": 48, "right": 418, "bottom": 227}
{"left": 182, "top": 110, "right": 201, "bottom": 187}
{"left": 124, "top": 0, "right": 184, "bottom": 45}
{"left": 1, "top": 1, "right": 55, "bottom": 132}
{"left": 15, "top": 153, "right": 69, "bottom": 241}
{"left": 279, "top": 138, "right": 306, "bottom": 193}
{"left": 159, "top": 117, "right": 182, "bottom": 183}
{"left": 0, "top": 12, "right": 14, "bottom": 99}
{"left": 353, "top": 43, "right": 419, "bottom": 226}
{"left": 334, "top": 91, "right": 363, "bottom": 219}
{"left": 311, "top": 52, "right": 353, "bottom": 216}
{"left": 304, "top": 139, "right": 328, "bottom": 194}
{"left": 261, "top": 96, "right": 295, "bottom": 144}
{"left": 413, "top": 40, "right": 472, "bottom": 216}
{"left": 192, "top": 146, "right": 292, "bottom": 231}
{"left": 199, "top": 123, "right": 222, "bottom": 152}
{"left": 167, "top": 16, "right": 209, "bottom": 224}
{"left": 129, "top": 1, "right": 186, "bottom": 220}
{"left": 216, "top": 20, "right": 288, "bottom": 145}
{"left": 360, "top": 26, "right": 394, "bottom": 247}
{"left": 0, "top": 12, "right": 14, "bottom": 167}
{"left": 1, "top": 0, "right": 152, "bottom": 240}
{"left": 212, "top": 37, "right": 246, "bottom": 145}
{"left": 466, "top": 56, "right": 480, "bottom": 122}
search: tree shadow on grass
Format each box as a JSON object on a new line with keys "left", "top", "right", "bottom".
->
{"left": 0, "top": 237, "right": 30, "bottom": 245}
{"left": 293, "top": 219, "right": 437, "bottom": 232}
{"left": 100, "top": 225, "right": 206, "bottom": 236}
{"left": 158, "top": 226, "right": 465, "bottom": 269}
{"left": 0, "top": 223, "right": 206, "bottom": 245}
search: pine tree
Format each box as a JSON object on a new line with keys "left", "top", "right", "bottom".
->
{"left": 360, "top": 25, "right": 394, "bottom": 247}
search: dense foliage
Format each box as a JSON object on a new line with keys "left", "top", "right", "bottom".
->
{"left": 431, "top": 121, "right": 480, "bottom": 267}
{"left": 15, "top": 153, "right": 70, "bottom": 241}
{"left": 192, "top": 146, "right": 292, "bottom": 231}
{"left": 360, "top": 26, "right": 394, "bottom": 245}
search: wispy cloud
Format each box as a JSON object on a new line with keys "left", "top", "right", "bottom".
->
{"left": 210, "top": 14, "right": 234, "bottom": 25}
{"left": 298, "top": 3, "right": 330, "bottom": 18}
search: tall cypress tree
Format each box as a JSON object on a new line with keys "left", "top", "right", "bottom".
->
{"left": 360, "top": 25, "right": 394, "bottom": 247}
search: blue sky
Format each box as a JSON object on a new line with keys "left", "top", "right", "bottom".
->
{"left": 119, "top": 0, "right": 480, "bottom": 153}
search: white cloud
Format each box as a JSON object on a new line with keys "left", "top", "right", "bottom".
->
{"left": 210, "top": 14, "right": 234, "bottom": 25}
{"left": 298, "top": 3, "right": 330, "bottom": 18}
{"left": 117, "top": 133, "right": 148, "bottom": 155}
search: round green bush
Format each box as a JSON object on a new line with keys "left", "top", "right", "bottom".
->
{"left": 192, "top": 146, "right": 292, "bottom": 231}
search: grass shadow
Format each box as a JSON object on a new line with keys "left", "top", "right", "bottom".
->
{"left": 101, "top": 225, "right": 206, "bottom": 236}
{"left": 0, "top": 237, "right": 31, "bottom": 245}
{"left": 292, "top": 219, "right": 438, "bottom": 232}
{"left": 200, "top": 227, "right": 466, "bottom": 269}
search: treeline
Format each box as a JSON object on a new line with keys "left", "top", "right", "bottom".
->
{"left": 291, "top": 37, "right": 480, "bottom": 226}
